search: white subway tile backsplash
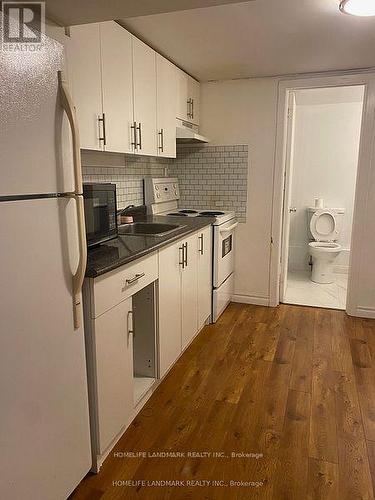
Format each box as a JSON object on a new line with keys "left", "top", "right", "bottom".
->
{"left": 81, "top": 144, "right": 248, "bottom": 221}
{"left": 170, "top": 144, "right": 248, "bottom": 221}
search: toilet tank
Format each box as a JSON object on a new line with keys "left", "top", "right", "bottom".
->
{"left": 307, "top": 208, "right": 345, "bottom": 241}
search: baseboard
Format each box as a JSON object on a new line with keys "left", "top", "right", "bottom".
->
{"left": 232, "top": 294, "right": 269, "bottom": 306}
{"left": 347, "top": 306, "right": 375, "bottom": 319}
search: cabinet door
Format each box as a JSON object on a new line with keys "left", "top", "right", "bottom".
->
{"left": 158, "top": 241, "right": 183, "bottom": 377}
{"left": 156, "top": 54, "right": 177, "bottom": 158}
{"left": 188, "top": 76, "right": 200, "bottom": 125}
{"left": 132, "top": 37, "right": 157, "bottom": 156}
{"left": 176, "top": 68, "right": 189, "bottom": 122}
{"left": 68, "top": 24, "right": 103, "bottom": 150}
{"left": 95, "top": 297, "right": 133, "bottom": 454}
{"left": 182, "top": 233, "right": 198, "bottom": 350}
{"left": 100, "top": 22, "right": 134, "bottom": 154}
{"left": 197, "top": 226, "right": 212, "bottom": 328}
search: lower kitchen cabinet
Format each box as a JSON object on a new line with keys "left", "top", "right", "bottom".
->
{"left": 94, "top": 297, "right": 133, "bottom": 455}
{"left": 158, "top": 240, "right": 182, "bottom": 378}
{"left": 181, "top": 233, "right": 198, "bottom": 350}
{"left": 158, "top": 227, "right": 212, "bottom": 377}
{"left": 197, "top": 226, "right": 212, "bottom": 329}
{"left": 83, "top": 252, "right": 158, "bottom": 471}
{"left": 83, "top": 228, "right": 212, "bottom": 470}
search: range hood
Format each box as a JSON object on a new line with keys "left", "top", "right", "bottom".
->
{"left": 176, "top": 119, "right": 209, "bottom": 143}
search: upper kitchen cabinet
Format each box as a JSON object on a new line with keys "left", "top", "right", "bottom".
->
{"left": 68, "top": 23, "right": 103, "bottom": 150}
{"left": 156, "top": 55, "right": 177, "bottom": 158}
{"left": 176, "top": 68, "right": 200, "bottom": 126}
{"left": 132, "top": 37, "right": 157, "bottom": 157}
{"left": 100, "top": 22, "right": 134, "bottom": 154}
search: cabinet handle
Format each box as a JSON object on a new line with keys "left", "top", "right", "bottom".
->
{"left": 136, "top": 122, "right": 142, "bottom": 150}
{"left": 127, "top": 310, "right": 134, "bottom": 337}
{"left": 199, "top": 233, "right": 204, "bottom": 255}
{"left": 179, "top": 245, "right": 184, "bottom": 269}
{"left": 191, "top": 98, "right": 194, "bottom": 120}
{"left": 158, "top": 128, "right": 164, "bottom": 152}
{"left": 187, "top": 98, "right": 192, "bottom": 118}
{"left": 183, "top": 242, "right": 188, "bottom": 267}
{"left": 98, "top": 113, "right": 106, "bottom": 146}
{"left": 125, "top": 272, "right": 145, "bottom": 286}
{"left": 131, "top": 121, "right": 137, "bottom": 150}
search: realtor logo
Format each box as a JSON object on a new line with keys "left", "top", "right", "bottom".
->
{"left": 1, "top": 2, "right": 45, "bottom": 48}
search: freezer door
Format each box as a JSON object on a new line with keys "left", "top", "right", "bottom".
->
{"left": 0, "top": 198, "right": 91, "bottom": 499}
{"left": 0, "top": 30, "right": 75, "bottom": 196}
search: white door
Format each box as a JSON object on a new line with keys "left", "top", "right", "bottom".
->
{"left": 197, "top": 227, "right": 212, "bottom": 328}
{"left": 188, "top": 75, "right": 200, "bottom": 125}
{"left": 156, "top": 54, "right": 177, "bottom": 158}
{"left": 280, "top": 92, "right": 297, "bottom": 301}
{"left": 176, "top": 68, "right": 189, "bottom": 122}
{"left": 0, "top": 197, "right": 91, "bottom": 500}
{"left": 0, "top": 32, "right": 75, "bottom": 196}
{"left": 100, "top": 22, "right": 134, "bottom": 154}
{"left": 182, "top": 233, "right": 198, "bottom": 350}
{"left": 68, "top": 23, "right": 103, "bottom": 151}
{"left": 132, "top": 37, "right": 157, "bottom": 156}
{"left": 158, "top": 241, "right": 182, "bottom": 377}
{"left": 95, "top": 297, "right": 134, "bottom": 454}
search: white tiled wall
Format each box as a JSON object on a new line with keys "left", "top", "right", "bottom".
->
{"left": 81, "top": 151, "right": 172, "bottom": 209}
{"left": 171, "top": 144, "right": 248, "bottom": 221}
{"left": 81, "top": 145, "right": 248, "bottom": 220}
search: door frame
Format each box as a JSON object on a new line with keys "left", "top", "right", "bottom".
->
{"left": 279, "top": 90, "right": 296, "bottom": 302}
{"left": 269, "top": 71, "right": 375, "bottom": 315}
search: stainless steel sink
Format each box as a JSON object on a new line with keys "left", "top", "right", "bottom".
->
{"left": 118, "top": 222, "right": 185, "bottom": 236}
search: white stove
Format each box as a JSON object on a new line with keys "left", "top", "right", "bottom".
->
{"left": 144, "top": 178, "right": 238, "bottom": 322}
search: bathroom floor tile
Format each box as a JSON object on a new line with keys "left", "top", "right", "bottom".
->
{"left": 283, "top": 270, "right": 348, "bottom": 310}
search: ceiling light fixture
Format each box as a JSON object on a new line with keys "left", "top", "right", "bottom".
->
{"left": 339, "top": 0, "right": 375, "bottom": 16}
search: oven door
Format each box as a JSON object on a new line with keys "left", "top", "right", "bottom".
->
{"left": 213, "top": 219, "right": 238, "bottom": 288}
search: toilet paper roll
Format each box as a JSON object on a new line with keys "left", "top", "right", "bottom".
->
{"left": 315, "top": 198, "right": 324, "bottom": 209}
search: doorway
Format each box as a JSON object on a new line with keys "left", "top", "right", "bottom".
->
{"left": 279, "top": 85, "right": 365, "bottom": 310}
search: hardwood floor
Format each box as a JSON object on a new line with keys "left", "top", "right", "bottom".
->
{"left": 71, "top": 303, "right": 375, "bottom": 499}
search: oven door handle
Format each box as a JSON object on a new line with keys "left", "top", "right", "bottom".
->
{"left": 219, "top": 222, "right": 238, "bottom": 234}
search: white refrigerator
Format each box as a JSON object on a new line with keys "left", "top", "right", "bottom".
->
{"left": 0, "top": 27, "right": 91, "bottom": 500}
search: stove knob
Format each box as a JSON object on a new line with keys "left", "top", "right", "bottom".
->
{"left": 156, "top": 193, "right": 161, "bottom": 199}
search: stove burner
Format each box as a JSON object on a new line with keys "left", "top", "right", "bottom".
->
{"left": 168, "top": 212, "right": 187, "bottom": 216}
{"left": 179, "top": 209, "right": 199, "bottom": 214}
{"left": 199, "top": 211, "right": 225, "bottom": 216}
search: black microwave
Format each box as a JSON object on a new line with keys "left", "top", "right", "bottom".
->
{"left": 83, "top": 183, "right": 118, "bottom": 247}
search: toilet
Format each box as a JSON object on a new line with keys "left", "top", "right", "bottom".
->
{"left": 307, "top": 208, "right": 345, "bottom": 284}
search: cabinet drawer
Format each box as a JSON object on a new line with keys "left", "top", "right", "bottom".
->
{"left": 93, "top": 252, "right": 158, "bottom": 317}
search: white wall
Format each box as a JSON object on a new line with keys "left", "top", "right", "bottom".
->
{"left": 288, "top": 86, "right": 364, "bottom": 273}
{"left": 200, "top": 79, "right": 278, "bottom": 303}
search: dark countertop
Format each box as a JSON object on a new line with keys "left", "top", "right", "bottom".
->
{"left": 86, "top": 215, "right": 214, "bottom": 278}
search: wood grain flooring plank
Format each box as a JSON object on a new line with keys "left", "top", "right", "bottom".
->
{"left": 310, "top": 310, "right": 338, "bottom": 464}
{"left": 307, "top": 458, "right": 339, "bottom": 500}
{"left": 272, "top": 389, "right": 311, "bottom": 500}
{"left": 290, "top": 307, "right": 315, "bottom": 393}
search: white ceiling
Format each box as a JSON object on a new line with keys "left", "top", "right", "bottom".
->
{"left": 45, "top": 0, "right": 252, "bottom": 26}
{"left": 121, "top": 0, "right": 375, "bottom": 81}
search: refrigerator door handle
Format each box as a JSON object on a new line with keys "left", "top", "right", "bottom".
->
{"left": 65, "top": 193, "right": 87, "bottom": 329}
{"left": 57, "top": 70, "right": 83, "bottom": 196}
{"left": 58, "top": 71, "right": 87, "bottom": 329}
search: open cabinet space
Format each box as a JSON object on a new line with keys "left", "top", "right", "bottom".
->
{"left": 132, "top": 282, "right": 157, "bottom": 405}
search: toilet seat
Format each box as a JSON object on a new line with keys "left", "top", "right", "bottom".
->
{"left": 308, "top": 241, "right": 341, "bottom": 252}
{"left": 309, "top": 209, "right": 338, "bottom": 242}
